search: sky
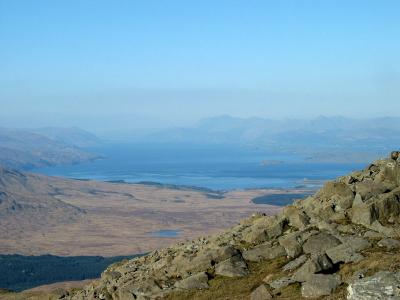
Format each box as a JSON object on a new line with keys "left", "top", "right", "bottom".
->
{"left": 1, "top": 0, "right": 400, "bottom": 134}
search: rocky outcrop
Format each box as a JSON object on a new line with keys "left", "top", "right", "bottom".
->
{"left": 64, "top": 151, "right": 400, "bottom": 299}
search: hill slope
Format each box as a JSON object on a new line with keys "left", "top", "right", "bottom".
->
{"left": 0, "top": 167, "right": 86, "bottom": 247}
{"left": 58, "top": 151, "right": 400, "bottom": 299}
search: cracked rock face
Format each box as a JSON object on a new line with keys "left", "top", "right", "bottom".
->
{"left": 63, "top": 152, "right": 400, "bottom": 300}
{"left": 347, "top": 271, "right": 400, "bottom": 300}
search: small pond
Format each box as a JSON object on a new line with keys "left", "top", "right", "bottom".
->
{"left": 252, "top": 193, "right": 310, "bottom": 206}
{"left": 148, "top": 229, "right": 181, "bottom": 238}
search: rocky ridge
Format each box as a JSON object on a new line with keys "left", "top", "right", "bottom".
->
{"left": 63, "top": 151, "right": 400, "bottom": 299}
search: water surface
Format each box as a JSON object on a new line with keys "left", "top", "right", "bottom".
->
{"left": 149, "top": 230, "right": 181, "bottom": 238}
{"left": 252, "top": 193, "right": 312, "bottom": 206}
{"left": 34, "top": 143, "right": 365, "bottom": 190}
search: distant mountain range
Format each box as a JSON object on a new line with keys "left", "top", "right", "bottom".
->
{"left": 0, "top": 127, "right": 101, "bottom": 169}
{"left": 2, "top": 117, "right": 399, "bottom": 169}
{"left": 143, "top": 115, "right": 400, "bottom": 162}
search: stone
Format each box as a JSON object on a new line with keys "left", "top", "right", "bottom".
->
{"left": 242, "top": 242, "right": 270, "bottom": 261}
{"left": 268, "top": 276, "right": 295, "bottom": 290}
{"left": 312, "top": 253, "right": 334, "bottom": 271}
{"left": 317, "top": 182, "right": 354, "bottom": 201}
{"left": 242, "top": 226, "right": 268, "bottom": 244}
{"left": 345, "top": 175, "right": 358, "bottom": 184}
{"left": 353, "top": 193, "right": 363, "bottom": 206}
{"left": 317, "top": 205, "right": 336, "bottom": 220}
{"left": 326, "top": 244, "right": 364, "bottom": 264}
{"left": 381, "top": 161, "right": 400, "bottom": 186}
{"left": 292, "top": 254, "right": 333, "bottom": 282}
{"left": 262, "top": 273, "right": 274, "bottom": 284}
{"left": 370, "top": 220, "right": 397, "bottom": 238}
{"left": 347, "top": 271, "right": 400, "bottom": 300}
{"left": 355, "top": 182, "right": 388, "bottom": 201}
{"left": 298, "top": 196, "right": 317, "bottom": 216}
{"left": 299, "top": 230, "right": 319, "bottom": 241}
{"left": 103, "top": 270, "right": 121, "bottom": 281}
{"left": 214, "top": 255, "right": 248, "bottom": 277}
{"left": 264, "top": 218, "right": 285, "bottom": 240}
{"left": 283, "top": 206, "right": 310, "bottom": 229}
{"left": 344, "top": 268, "right": 368, "bottom": 284}
{"left": 315, "top": 181, "right": 355, "bottom": 213}
{"left": 325, "top": 238, "right": 370, "bottom": 264}
{"left": 313, "top": 220, "right": 338, "bottom": 233}
{"left": 117, "top": 289, "right": 137, "bottom": 300}
{"left": 250, "top": 284, "right": 272, "bottom": 300}
{"left": 292, "top": 260, "right": 316, "bottom": 282}
{"left": 329, "top": 211, "right": 348, "bottom": 222}
{"left": 341, "top": 236, "right": 371, "bottom": 251}
{"left": 279, "top": 232, "right": 303, "bottom": 258}
{"left": 242, "top": 243, "right": 286, "bottom": 262}
{"left": 334, "top": 195, "right": 355, "bottom": 212}
{"left": 364, "top": 230, "right": 385, "bottom": 239}
{"left": 98, "top": 291, "right": 112, "bottom": 300}
{"left": 375, "top": 188, "right": 400, "bottom": 224}
{"left": 242, "top": 216, "right": 285, "bottom": 244}
{"left": 174, "top": 245, "right": 238, "bottom": 273}
{"left": 301, "top": 274, "right": 341, "bottom": 298}
{"left": 391, "top": 151, "right": 400, "bottom": 161}
{"left": 282, "top": 255, "right": 307, "bottom": 272}
{"left": 302, "top": 232, "right": 341, "bottom": 254}
{"left": 351, "top": 202, "right": 377, "bottom": 226}
{"left": 337, "top": 224, "right": 356, "bottom": 234}
{"left": 174, "top": 272, "right": 209, "bottom": 290}
{"left": 131, "top": 279, "right": 162, "bottom": 295}
{"left": 378, "top": 238, "right": 400, "bottom": 250}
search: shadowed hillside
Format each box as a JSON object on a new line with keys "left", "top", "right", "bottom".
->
{"left": 0, "top": 167, "right": 85, "bottom": 237}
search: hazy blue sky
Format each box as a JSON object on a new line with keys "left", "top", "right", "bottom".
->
{"left": 1, "top": 0, "right": 399, "bottom": 133}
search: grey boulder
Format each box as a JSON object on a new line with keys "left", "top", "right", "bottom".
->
{"left": 302, "top": 232, "right": 341, "bottom": 254}
{"left": 215, "top": 255, "right": 248, "bottom": 277}
{"left": 243, "top": 243, "right": 286, "bottom": 262}
{"left": 250, "top": 284, "right": 272, "bottom": 300}
{"left": 174, "top": 272, "right": 209, "bottom": 290}
{"left": 378, "top": 238, "right": 400, "bottom": 250}
{"left": 301, "top": 274, "right": 341, "bottom": 298}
